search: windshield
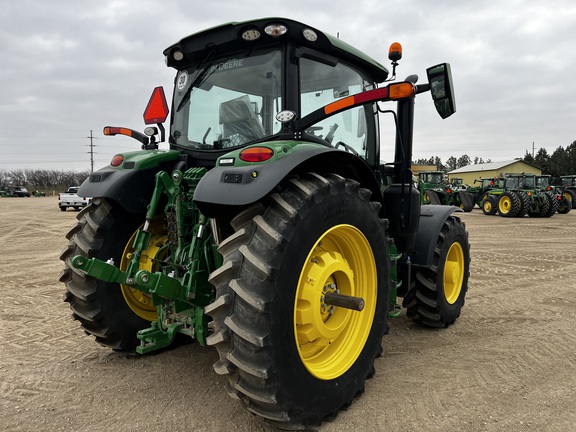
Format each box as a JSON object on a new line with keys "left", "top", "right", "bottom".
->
{"left": 536, "top": 176, "right": 550, "bottom": 188}
{"left": 421, "top": 173, "right": 443, "bottom": 184}
{"left": 169, "top": 46, "right": 379, "bottom": 160}
{"left": 171, "top": 48, "right": 282, "bottom": 150}
{"left": 506, "top": 176, "right": 535, "bottom": 189}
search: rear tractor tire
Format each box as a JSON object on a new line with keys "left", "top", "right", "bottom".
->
{"left": 403, "top": 215, "right": 470, "bottom": 327}
{"left": 565, "top": 189, "right": 576, "bottom": 209}
{"left": 427, "top": 189, "right": 442, "bottom": 205}
{"left": 457, "top": 190, "right": 474, "bottom": 212}
{"left": 558, "top": 191, "right": 572, "bottom": 214}
{"left": 498, "top": 191, "right": 520, "bottom": 217}
{"left": 515, "top": 191, "right": 529, "bottom": 217}
{"left": 205, "top": 173, "right": 391, "bottom": 430}
{"left": 544, "top": 191, "right": 558, "bottom": 217}
{"left": 59, "top": 198, "right": 164, "bottom": 351}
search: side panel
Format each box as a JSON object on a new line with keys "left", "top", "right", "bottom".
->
{"left": 410, "top": 205, "right": 462, "bottom": 266}
{"left": 193, "top": 147, "right": 382, "bottom": 217}
{"left": 79, "top": 167, "right": 165, "bottom": 213}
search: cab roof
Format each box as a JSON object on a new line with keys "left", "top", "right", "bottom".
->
{"left": 163, "top": 17, "right": 389, "bottom": 83}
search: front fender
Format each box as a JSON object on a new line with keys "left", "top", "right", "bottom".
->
{"left": 193, "top": 145, "right": 381, "bottom": 217}
{"left": 79, "top": 150, "right": 181, "bottom": 213}
{"left": 410, "top": 205, "right": 462, "bottom": 266}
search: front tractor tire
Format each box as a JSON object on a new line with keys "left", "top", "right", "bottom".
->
{"left": 205, "top": 173, "right": 391, "bottom": 430}
{"left": 482, "top": 195, "right": 498, "bottom": 215}
{"left": 403, "top": 215, "right": 470, "bottom": 327}
{"left": 59, "top": 198, "right": 157, "bottom": 351}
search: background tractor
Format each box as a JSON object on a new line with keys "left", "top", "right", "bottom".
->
{"left": 484, "top": 173, "right": 556, "bottom": 217}
{"left": 559, "top": 175, "right": 576, "bottom": 210}
{"left": 466, "top": 177, "right": 504, "bottom": 212}
{"left": 536, "top": 175, "right": 571, "bottom": 214}
{"left": 59, "top": 18, "right": 470, "bottom": 430}
{"left": 418, "top": 170, "right": 444, "bottom": 204}
{"left": 419, "top": 171, "right": 474, "bottom": 211}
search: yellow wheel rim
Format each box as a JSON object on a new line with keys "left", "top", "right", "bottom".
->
{"left": 483, "top": 200, "right": 492, "bottom": 213}
{"left": 499, "top": 196, "right": 512, "bottom": 213}
{"left": 443, "top": 242, "right": 464, "bottom": 304}
{"left": 120, "top": 219, "right": 168, "bottom": 322}
{"left": 294, "top": 224, "right": 377, "bottom": 380}
{"left": 564, "top": 192, "right": 572, "bottom": 205}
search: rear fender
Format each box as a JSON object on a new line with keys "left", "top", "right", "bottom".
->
{"left": 79, "top": 150, "right": 181, "bottom": 213}
{"left": 410, "top": 205, "right": 462, "bottom": 266}
{"left": 193, "top": 146, "right": 381, "bottom": 217}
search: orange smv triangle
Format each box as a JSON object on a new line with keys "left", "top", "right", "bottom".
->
{"left": 143, "top": 87, "right": 169, "bottom": 125}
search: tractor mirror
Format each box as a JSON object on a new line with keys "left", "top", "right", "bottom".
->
{"left": 426, "top": 63, "right": 456, "bottom": 119}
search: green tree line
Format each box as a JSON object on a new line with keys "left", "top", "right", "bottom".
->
{"left": 415, "top": 141, "right": 576, "bottom": 179}
{"left": 0, "top": 168, "right": 90, "bottom": 191}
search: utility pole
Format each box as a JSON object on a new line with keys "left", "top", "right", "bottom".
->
{"left": 532, "top": 141, "right": 535, "bottom": 158}
{"left": 86, "top": 130, "right": 96, "bottom": 173}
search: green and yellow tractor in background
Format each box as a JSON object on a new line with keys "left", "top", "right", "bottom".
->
{"left": 536, "top": 175, "right": 571, "bottom": 214}
{"left": 559, "top": 175, "right": 576, "bottom": 210}
{"left": 465, "top": 177, "right": 504, "bottom": 214}
{"left": 484, "top": 173, "right": 557, "bottom": 217}
{"left": 60, "top": 18, "right": 470, "bottom": 430}
{"left": 418, "top": 171, "right": 474, "bottom": 211}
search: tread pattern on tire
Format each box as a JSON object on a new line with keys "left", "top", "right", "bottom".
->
{"left": 205, "top": 173, "right": 390, "bottom": 430}
{"left": 59, "top": 198, "right": 148, "bottom": 351}
{"left": 402, "top": 216, "right": 470, "bottom": 328}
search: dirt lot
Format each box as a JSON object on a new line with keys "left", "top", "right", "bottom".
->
{"left": 1, "top": 196, "right": 575, "bottom": 431}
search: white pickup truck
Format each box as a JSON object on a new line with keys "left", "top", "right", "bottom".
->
{"left": 58, "top": 186, "right": 92, "bottom": 211}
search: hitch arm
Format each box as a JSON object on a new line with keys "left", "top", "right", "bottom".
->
{"left": 70, "top": 256, "right": 187, "bottom": 301}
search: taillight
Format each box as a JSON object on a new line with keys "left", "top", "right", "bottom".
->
{"left": 239, "top": 147, "right": 274, "bottom": 162}
{"left": 111, "top": 155, "right": 124, "bottom": 167}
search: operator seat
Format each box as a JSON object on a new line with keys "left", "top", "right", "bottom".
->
{"left": 219, "top": 95, "right": 265, "bottom": 147}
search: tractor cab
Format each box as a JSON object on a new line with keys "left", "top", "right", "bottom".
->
{"left": 164, "top": 19, "right": 385, "bottom": 168}
{"left": 135, "top": 19, "right": 454, "bottom": 178}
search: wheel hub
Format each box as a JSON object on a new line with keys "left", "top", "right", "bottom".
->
{"left": 120, "top": 219, "right": 168, "bottom": 321}
{"left": 294, "top": 224, "right": 377, "bottom": 380}
{"left": 443, "top": 242, "right": 464, "bottom": 304}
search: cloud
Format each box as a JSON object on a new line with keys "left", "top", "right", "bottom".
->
{"left": 1, "top": 0, "right": 575, "bottom": 171}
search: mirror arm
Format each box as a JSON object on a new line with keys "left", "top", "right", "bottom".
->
{"left": 415, "top": 83, "right": 430, "bottom": 94}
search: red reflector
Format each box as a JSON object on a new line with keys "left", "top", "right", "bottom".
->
{"left": 111, "top": 155, "right": 124, "bottom": 167}
{"left": 239, "top": 147, "right": 274, "bottom": 162}
{"left": 143, "top": 87, "right": 169, "bottom": 124}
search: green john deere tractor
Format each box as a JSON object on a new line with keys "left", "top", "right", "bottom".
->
{"left": 485, "top": 173, "right": 556, "bottom": 217}
{"left": 60, "top": 18, "right": 470, "bottom": 430}
{"left": 466, "top": 177, "right": 504, "bottom": 212}
{"left": 559, "top": 175, "right": 576, "bottom": 210}
{"left": 419, "top": 171, "right": 474, "bottom": 211}
{"left": 536, "top": 175, "right": 571, "bottom": 214}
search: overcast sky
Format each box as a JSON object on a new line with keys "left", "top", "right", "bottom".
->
{"left": 1, "top": 0, "right": 575, "bottom": 172}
